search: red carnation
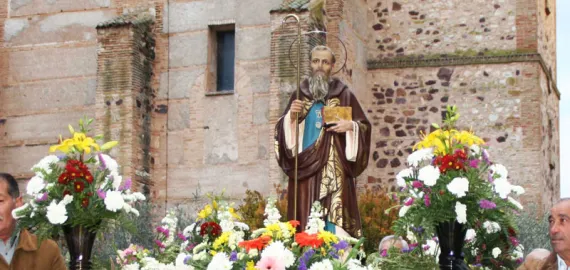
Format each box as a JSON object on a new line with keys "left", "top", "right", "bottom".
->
{"left": 81, "top": 197, "right": 89, "bottom": 208}
{"left": 74, "top": 181, "right": 85, "bottom": 193}
{"left": 58, "top": 173, "right": 70, "bottom": 184}
{"left": 199, "top": 222, "right": 222, "bottom": 237}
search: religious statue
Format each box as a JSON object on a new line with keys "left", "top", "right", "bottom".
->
{"left": 274, "top": 45, "right": 371, "bottom": 237}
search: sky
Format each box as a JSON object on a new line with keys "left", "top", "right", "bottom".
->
{"left": 557, "top": 0, "right": 569, "bottom": 198}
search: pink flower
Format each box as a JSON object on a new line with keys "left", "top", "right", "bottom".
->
{"left": 412, "top": 181, "right": 423, "bottom": 189}
{"left": 469, "top": 159, "right": 480, "bottom": 168}
{"left": 424, "top": 195, "right": 431, "bottom": 207}
{"left": 404, "top": 197, "right": 414, "bottom": 206}
{"left": 256, "top": 256, "right": 285, "bottom": 270}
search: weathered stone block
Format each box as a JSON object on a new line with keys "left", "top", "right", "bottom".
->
{"left": 252, "top": 96, "right": 270, "bottom": 124}
{"left": 167, "top": 102, "right": 191, "bottom": 131}
{"left": 236, "top": 27, "right": 271, "bottom": 60}
{"left": 168, "top": 32, "right": 208, "bottom": 68}
{"left": 237, "top": 0, "right": 281, "bottom": 26}
{"left": 0, "top": 145, "right": 49, "bottom": 176}
{"left": 10, "top": 0, "right": 111, "bottom": 17}
{"left": 165, "top": 0, "right": 236, "bottom": 34}
{"left": 166, "top": 69, "right": 204, "bottom": 99}
{"left": 1, "top": 111, "right": 94, "bottom": 142}
{"left": 9, "top": 46, "right": 96, "bottom": 82}
{"left": 203, "top": 95, "right": 238, "bottom": 164}
{"left": 0, "top": 79, "right": 96, "bottom": 114}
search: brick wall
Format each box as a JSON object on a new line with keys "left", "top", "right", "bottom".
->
{"left": 536, "top": 0, "right": 556, "bottom": 77}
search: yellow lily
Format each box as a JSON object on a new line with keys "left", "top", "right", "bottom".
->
{"left": 49, "top": 132, "right": 100, "bottom": 154}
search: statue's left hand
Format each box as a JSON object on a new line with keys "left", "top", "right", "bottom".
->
{"left": 326, "top": 120, "right": 354, "bottom": 133}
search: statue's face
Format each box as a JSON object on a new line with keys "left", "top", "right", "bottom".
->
{"left": 310, "top": 50, "right": 334, "bottom": 78}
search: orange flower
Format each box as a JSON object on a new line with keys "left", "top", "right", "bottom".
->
{"left": 238, "top": 235, "right": 271, "bottom": 252}
{"left": 295, "top": 232, "right": 324, "bottom": 248}
{"left": 289, "top": 220, "right": 300, "bottom": 228}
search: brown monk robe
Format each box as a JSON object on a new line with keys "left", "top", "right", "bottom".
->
{"left": 274, "top": 77, "right": 371, "bottom": 237}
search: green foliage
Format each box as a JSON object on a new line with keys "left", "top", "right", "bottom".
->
{"left": 357, "top": 185, "right": 398, "bottom": 254}
{"left": 515, "top": 204, "right": 551, "bottom": 255}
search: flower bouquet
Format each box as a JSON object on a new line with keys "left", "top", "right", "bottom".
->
{"left": 379, "top": 106, "right": 525, "bottom": 269}
{"left": 12, "top": 118, "right": 146, "bottom": 269}
{"left": 118, "top": 194, "right": 371, "bottom": 270}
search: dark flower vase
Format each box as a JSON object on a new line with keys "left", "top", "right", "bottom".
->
{"left": 63, "top": 225, "right": 97, "bottom": 270}
{"left": 435, "top": 221, "right": 470, "bottom": 270}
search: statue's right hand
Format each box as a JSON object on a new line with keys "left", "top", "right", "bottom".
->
{"left": 289, "top": 100, "right": 304, "bottom": 120}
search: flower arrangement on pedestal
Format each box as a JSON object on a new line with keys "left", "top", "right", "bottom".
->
{"left": 12, "top": 118, "right": 146, "bottom": 269}
{"left": 117, "top": 195, "right": 370, "bottom": 270}
{"left": 376, "top": 106, "right": 525, "bottom": 270}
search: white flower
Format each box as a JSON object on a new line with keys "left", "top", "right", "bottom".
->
{"left": 123, "top": 263, "right": 140, "bottom": 270}
{"left": 46, "top": 200, "right": 68, "bottom": 224}
{"left": 61, "top": 194, "right": 73, "bottom": 205}
{"left": 493, "top": 178, "right": 512, "bottom": 199}
{"left": 175, "top": 253, "right": 190, "bottom": 267}
{"left": 261, "top": 241, "right": 295, "bottom": 267}
{"left": 309, "top": 259, "right": 334, "bottom": 270}
{"left": 104, "top": 191, "right": 125, "bottom": 212}
{"left": 26, "top": 176, "right": 46, "bottom": 196}
{"left": 418, "top": 165, "right": 440, "bottom": 186}
{"left": 483, "top": 221, "right": 501, "bottom": 234}
{"left": 511, "top": 185, "right": 525, "bottom": 195}
{"left": 234, "top": 221, "right": 250, "bottom": 231}
{"left": 469, "top": 145, "right": 481, "bottom": 157}
{"left": 206, "top": 253, "right": 233, "bottom": 270}
{"left": 109, "top": 172, "right": 123, "bottom": 190}
{"left": 32, "top": 155, "right": 60, "bottom": 174}
{"left": 11, "top": 203, "right": 30, "bottom": 219}
{"left": 465, "top": 229, "right": 476, "bottom": 242}
{"left": 407, "top": 148, "right": 434, "bottom": 167}
{"left": 489, "top": 164, "right": 508, "bottom": 180}
{"left": 492, "top": 247, "right": 502, "bottom": 258}
{"left": 471, "top": 247, "right": 479, "bottom": 256}
{"left": 305, "top": 201, "right": 325, "bottom": 234}
{"left": 447, "top": 177, "right": 469, "bottom": 198}
{"left": 183, "top": 223, "right": 199, "bottom": 237}
{"left": 508, "top": 196, "right": 524, "bottom": 210}
{"left": 99, "top": 154, "right": 119, "bottom": 173}
{"left": 399, "top": 205, "right": 411, "bottom": 217}
{"left": 410, "top": 190, "right": 424, "bottom": 199}
{"left": 513, "top": 245, "right": 524, "bottom": 259}
{"left": 347, "top": 259, "right": 368, "bottom": 270}
{"left": 396, "top": 168, "right": 413, "bottom": 187}
{"left": 423, "top": 239, "right": 439, "bottom": 256}
{"left": 455, "top": 202, "right": 467, "bottom": 224}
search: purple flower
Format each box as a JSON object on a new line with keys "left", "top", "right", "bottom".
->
{"left": 229, "top": 251, "right": 237, "bottom": 261}
{"left": 488, "top": 172, "right": 494, "bottom": 183}
{"left": 36, "top": 192, "right": 48, "bottom": 202}
{"left": 409, "top": 243, "right": 418, "bottom": 249}
{"left": 412, "top": 181, "right": 423, "bottom": 189}
{"left": 98, "top": 153, "right": 107, "bottom": 169}
{"left": 156, "top": 227, "right": 165, "bottom": 233}
{"left": 154, "top": 239, "right": 166, "bottom": 248}
{"left": 401, "top": 247, "right": 410, "bottom": 253}
{"left": 328, "top": 251, "right": 339, "bottom": 259}
{"left": 482, "top": 149, "right": 490, "bottom": 163}
{"left": 97, "top": 189, "right": 106, "bottom": 199}
{"left": 381, "top": 249, "right": 388, "bottom": 257}
{"left": 510, "top": 237, "right": 520, "bottom": 247}
{"left": 404, "top": 197, "right": 414, "bottom": 206}
{"left": 177, "top": 233, "right": 187, "bottom": 241}
{"left": 516, "top": 258, "right": 523, "bottom": 265}
{"left": 479, "top": 199, "right": 497, "bottom": 209}
{"left": 333, "top": 240, "right": 349, "bottom": 251}
{"left": 183, "top": 255, "right": 192, "bottom": 264}
{"left": 120, "top": 178, "right": 132, "bottom": 191}
{"left": 469, "top": 159, "right": 480, "bottom": 168}
{"left": 424, "top": 194, "right": 431, "bottom": 207}
{"left": 299, "top": 249, "right": 315, "bottom": 270}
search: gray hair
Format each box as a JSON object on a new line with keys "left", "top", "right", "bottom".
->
{"left": 379, "top": 235, "right": 409, "bottom": 251}
{"left": 310, "top": 45, "right": 336, "bottom": 64}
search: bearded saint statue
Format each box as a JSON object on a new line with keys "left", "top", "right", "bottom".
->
{"left": 274, "top": 45, "right": 371, "bottom": 237}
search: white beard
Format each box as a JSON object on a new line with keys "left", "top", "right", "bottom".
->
{"left": 308, "top": 73, "right": 329, "bottom": 102}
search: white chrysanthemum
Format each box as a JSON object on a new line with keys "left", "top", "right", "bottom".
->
{"left": 471, "top": 247, "right": 479, "bottom": 257}
{"left": 465, "top": 229, "right": 477, "bottom": 242}
{"left": 396, "top": 168, "right": 413, "bottom": 187}
{"left": 423, "top": 239, "right": 439, "bottom": 256}
{"left": 122, "top": 263, "right": 140, "bottom": 270}
{"left": 455, "top": 202, "right": 467, "bottom": 224}
{"left": 61, "top": 194, "right": 73, "bottom": 205}
{"left": 410, "top": 189, "right": 424, "bottom": 199}
{"left": 511, "top": 185, "right": 525, "bottom": 195}
{"left": 447, "top": 177, "right": 469, "bottom": 198}
{"left": 261, "top": 241, "right": 295, "bottom": 267}
{"left": 110, "top": 172, "right": 123, "bottom": 190}
{"left": 493, "top": 178, "right": 512, "bottom": 199}
{"left": 309, "top": 259, "right": 334, "bottom": 270}
{"left": 99, "top": 154, "right": 119, "bottom": 173}
{"left": 407, "top": 148, "right": 434, "bottom": 167}
{"left": 46, "top": 200, "right": 68, "bottom": 224}
{"left": 508, "top": 196, "right": 524, "bottom": 210}
{"left": 492, "top": 247, "right": 502, "bottom": 258}
{"left": 32, "top": 155, "right": 60, "bottom": 174}
{"left": 234, "top": 221, "right": 250, "bottom": 231}
{"left": 469, "top": 145, "right": 481, "bottom": 157}
{"left": 206, "top": 253, "right": 233, "bottom": 270}
{"left": 513, "top": 245, "right": 524, "bottom": 259}
{"left": 104, "top": 191, "right": 125, "bottom": 212}
{"left": 26, "top": 176, "right": 46, "bottom": 196}
{"left": 399, "top": 205, "right": 411, "bottom": 217}
{"left": 11, "top": 203, "right": 30, "bottom": 219}
{"left": 418, "top": 165, "right": 440, "bottom": 186}
{"left": 489, "top": 164, "right": 508, "bottom": 180}
{"left": 483, "top": 221, "right": 501, "bottom": 234}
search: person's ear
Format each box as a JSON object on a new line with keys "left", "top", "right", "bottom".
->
{"left": 14, "top": 196, "right": 23, "bottom": 208}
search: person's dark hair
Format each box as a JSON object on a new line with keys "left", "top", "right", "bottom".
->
{"left": 0, "top": 173, "right": 20, "bottom": 198}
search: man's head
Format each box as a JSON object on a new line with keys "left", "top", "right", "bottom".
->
{"left": 379, "top": 235, "right": 409, "bottom": 252}
{"left": 549, "top": 198, "right": 570, "bottom": 258}
{"left": 0, "top": 173, "right": 22, "bottom": 239}
{"left": 308, "top": 46, "right": 336, "bottom": 102}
